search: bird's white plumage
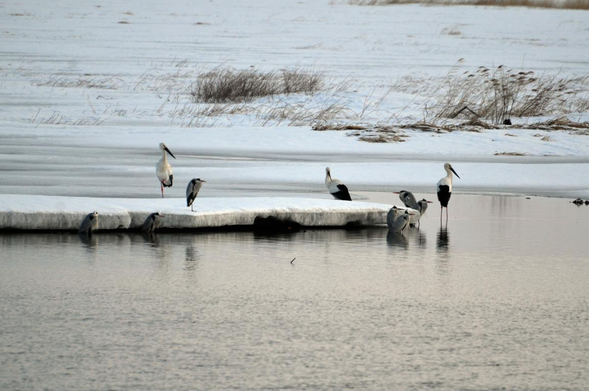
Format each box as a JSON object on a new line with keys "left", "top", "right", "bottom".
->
{"left": 156, "top": 143, "right": 173, "bottom": 186}
{"left": 436, "top": 165, "right": 454, "bottom": 192}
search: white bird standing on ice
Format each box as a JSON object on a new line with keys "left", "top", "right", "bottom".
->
{"left": 325, "top": 167, "right": 352, "bottom": 201}
{"left": 436, "top": 163, "right": 460, "bottom": 222}
{"left": 186, "top": 178, "right": 206, "bottom": 212}
{"left": 156, "top": 143, "right": 176, "bottom": 198}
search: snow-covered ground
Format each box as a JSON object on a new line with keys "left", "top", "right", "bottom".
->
{"left": 1, "top": 0, "right": 588, "bottom": 205}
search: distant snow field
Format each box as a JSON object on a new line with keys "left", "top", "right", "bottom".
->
{"left": 1, "top": 0, "right": 588, "bottom": 204}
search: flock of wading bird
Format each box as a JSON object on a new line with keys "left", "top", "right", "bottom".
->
{"left": 79, "top": 143, "right": 461, "bottom": 235}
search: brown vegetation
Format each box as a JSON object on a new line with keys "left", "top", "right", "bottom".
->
{"left": 349, "top": 0, "right": 589, "bottom": 10}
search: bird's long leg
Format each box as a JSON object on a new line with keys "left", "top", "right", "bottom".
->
{"left": 446, "top": 206, "right": 449, "bottom": 221}
{"left": 191, "top": 204, "right": 194, "bottom": 212}
{"left": 161, "top": 183, "right": 164, "bottom": 198}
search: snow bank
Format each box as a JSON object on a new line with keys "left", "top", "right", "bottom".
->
{"left": 0, "top": 195, "right": 411, "bottom": 231}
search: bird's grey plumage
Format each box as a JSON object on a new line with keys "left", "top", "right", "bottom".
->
{"left": 186, "top": 178, "right": 206, "bottom": 212}
{"left": 142, "top": 212, "right": 163, "bottom": 232}
{"left": 389, "top": 210, "right": 412, "bottom": 233}
{"left": 79, "top": 212, "right": 98, "bottom": 234}
{"left": 386, "top": 206, "right": 403, "bottom": 230}
{"left": 398, "top": 190, "right": 418, "bottom": 209}
{"left": 417, "top": 199, "right": 429, "bottom": 216}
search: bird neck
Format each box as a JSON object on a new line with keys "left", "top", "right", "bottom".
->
{"left": 325, "top": 172, "right": 332, "bottom": 186}
{"left": 162, "top": 150, "right": 168, "bottom": 164}
{"left": 445, "top": 168, "right": 453, "bottom": 182}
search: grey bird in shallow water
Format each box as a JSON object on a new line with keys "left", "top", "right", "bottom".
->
{"left": 186, "top": 178, "right": 206, "bottom": 212}
{"left": 79, "top": 212, "right": 98, "bottom": 234}
{"left": 387, "top": 207, "right": 416, "bottom": 233}
{"left": 142, "top": 212, "right": 164, "bottom": 232}
{"left": 394, "top": 190, "right": 418, "bottom": 209}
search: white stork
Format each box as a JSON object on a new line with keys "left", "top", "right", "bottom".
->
{"left": 325, "top": 167, "right": 352, "bottom": 201}
{"left": 436, "top": 163, "right": 460, "bottom": 222}
{"left": 156, "top": 142, "right": 176, "bottom": 198}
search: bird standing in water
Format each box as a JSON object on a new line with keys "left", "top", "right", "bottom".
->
{"left": 156, "top": 142, "right": 176, "bottom": 198}
{"left": 436, "top": 163, "right": 460, "bottom": 223}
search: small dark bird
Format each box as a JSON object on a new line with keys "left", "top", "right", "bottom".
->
{"left": 142, "top": 212, "right": 163, "bottom": 232}
{"left": 186, "top": 178, "right": 206, "bottom": 212}
{"left": 79, "top": 212, "right": 99, "bottom": 234}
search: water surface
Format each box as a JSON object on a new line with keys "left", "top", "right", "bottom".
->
{"left": 1, "top": 194, "right": 589, "bottom": 390}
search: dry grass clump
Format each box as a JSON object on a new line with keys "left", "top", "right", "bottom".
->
{"left": 423, "top": 64, "right": 589, "bottom": 124}
{"left": 190, "top": 67, "right": 324, "bottom": 103}
{"left": 349, "top": 0, "right": 589, "bottom": 10}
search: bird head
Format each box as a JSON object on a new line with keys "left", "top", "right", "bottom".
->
{"left": 159, "top": 143, "right": 176, "bottom": 159}
{"left": 444, "top": 163, "right": 460, "bottom": 179}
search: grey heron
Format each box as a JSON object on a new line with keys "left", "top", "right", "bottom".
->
{"left": 325, "top": 167, "right": 352, "bottom": 201}
{"left": 436, "top": 163, "right": 460, "bottom": 222}
{"left": 415, "top": 198, "right": 433, "bottom": 227}
{"left": 394, "top": 190, "right": 418, "bottom": 209}
{"left": 79, "top": 212, "right": 98, "bottom": 234}
{"left": 156, "top": 142, "right": 176, "bottom": 198}
{"left": 386, "top": 207, "right": 415, "bottom": 233}
{"left": 186, "top": 178, "right": 206, "bottom": 212}
{"left": 142, "top": 212, "right": 163, "bottom": 232}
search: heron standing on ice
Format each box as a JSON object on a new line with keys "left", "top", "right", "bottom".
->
{"left": 186, "top": 178, "right": 206, "bottom": 212}
{"left": 436, "top": 163, "right": 460, "bottom": 222}
{"left": 325, "top": 167, "right": 352, "bottom": 201}
{"left": 156, "top": 142, "right": 176, "bottom": 198}
{"left": 79, "top": 212, "right": 98, "bottom": 234}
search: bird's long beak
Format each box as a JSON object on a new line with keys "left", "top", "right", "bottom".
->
{"left": 450, "top": 167, "right": 460, "bottom": 179}
{"left": 201, "top": 180, "right": 207, "bottom": 182}
{"left": 425, "top": 201, "right": 433, "bottom": 203}
{"left": 165, "top": 146, "right": 176, "bottom": 159}
{"left": 393, "top": 191, "right": 401, "bottom": 194}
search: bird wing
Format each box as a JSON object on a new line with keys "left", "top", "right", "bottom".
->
{"left": 390, "top": 215, "right": 408, "bottom": 233}
{"left": 403, "top": 192, "right": 418, "bottom": 209}
{"left": 186, "top": 181, "right": 202, "bottom": 206}
{"left": 331, "top": 184, "right": 352, "bottom": 201}
{"left": 79, "top": 214, "right": 93, "bottom": 233}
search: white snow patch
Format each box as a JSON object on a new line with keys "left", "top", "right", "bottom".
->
{"left": 0, "top": 195, "right": 409, "bottom": 231}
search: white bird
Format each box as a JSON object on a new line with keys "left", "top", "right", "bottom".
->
{"left": 156, "top": 142, "right": 176, "bottom": 198}
{"left": 186, "top": 178, "right": 206, "bottom": 212}
{"left": 325, "top": 167, "right": 352, "bottom": 201}
{"left": 387, "top": 208, "right": 415, "bottom": 233}
{"left": 436, "top": 163, "right": 460, "bottom": 222}
{"left": 79, "top": 212, "right": 98, "bottom": 234}
{"left": 142, "top": 212, "right": 163, "bottom": 233}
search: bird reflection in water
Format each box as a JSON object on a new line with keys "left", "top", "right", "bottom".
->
{"left": 78, "top": 232, "right": 97, "bottom": 248}
{"left": 140, "top": 231, "right": 161, "bottom": 246}
{"left": 386, "top": 231, "right": 409, "bottom": 249}
{"left": 184, "top": 246, "right": 200, "bottom": 272}
{"left": 437, "top": 227, "right": 450, "bottom": 252}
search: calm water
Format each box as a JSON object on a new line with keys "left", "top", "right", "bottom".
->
{"left": 1, "top": 194, "right": 589, "bottom": 390}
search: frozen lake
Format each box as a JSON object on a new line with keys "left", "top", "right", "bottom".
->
{"left": 2, "top": 194, "right": 588, "bottom": 390}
